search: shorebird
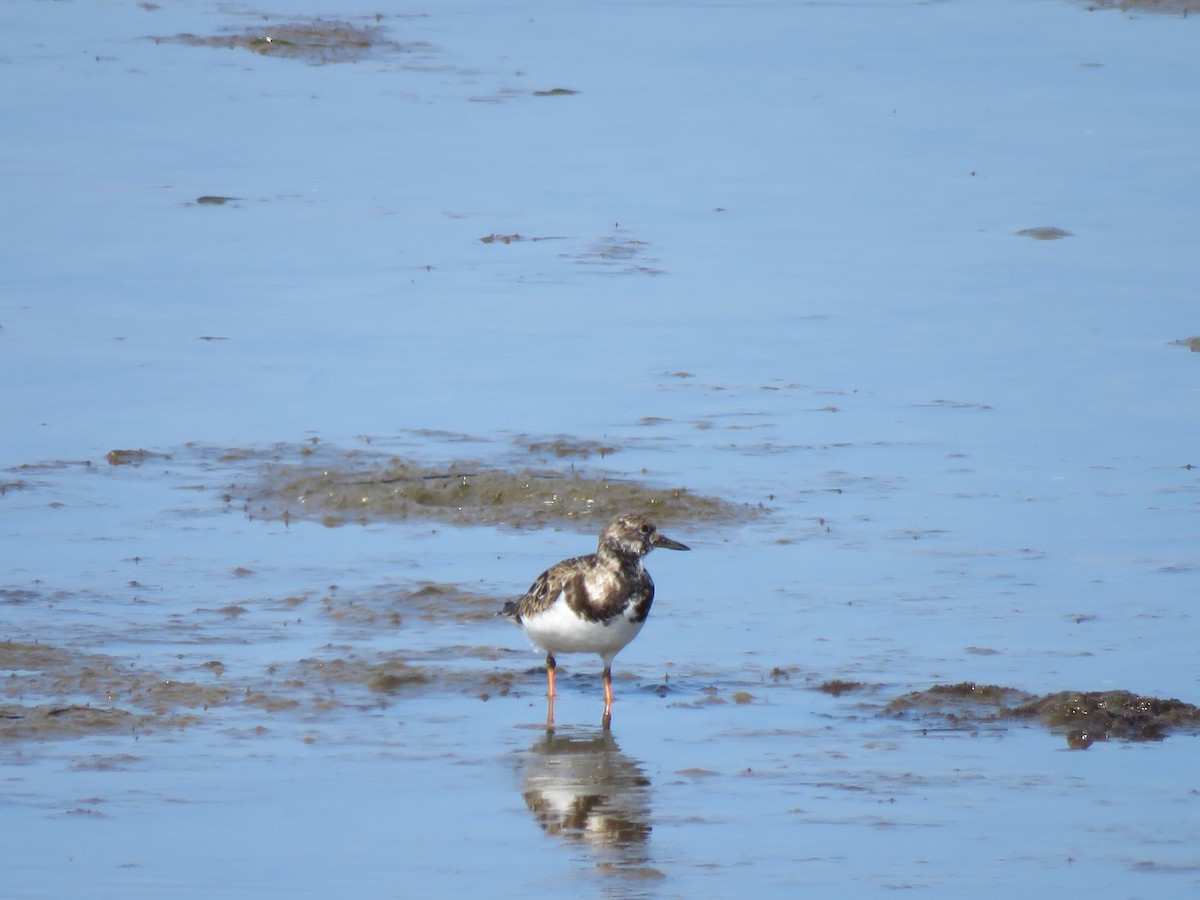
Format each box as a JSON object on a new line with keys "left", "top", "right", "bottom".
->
{"left": 500, "top": 514, "right": 690, "bottom": 722}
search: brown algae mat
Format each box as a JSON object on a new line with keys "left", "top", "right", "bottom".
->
{"left": 240, "top": 454, "right": 754, "bottom": 529}
{"left": 156, "top": 17, "right": 427, "bottom": 66}
{"left": 885, "top": 681, "right": 1200, "bottom": 748}
{"left": 91, "top": 435, "right": 761, "bottom": 530}
{"left": 1, "top": 639, "right": 228, "bottom": 740}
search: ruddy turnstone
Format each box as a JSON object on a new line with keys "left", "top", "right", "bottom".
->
{"left": 500, "top": 513, "right": 690, "bottom": 720}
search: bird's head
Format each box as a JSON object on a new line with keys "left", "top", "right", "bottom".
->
{"left": 598, "top": 514, "right": 690, "bottom": 559}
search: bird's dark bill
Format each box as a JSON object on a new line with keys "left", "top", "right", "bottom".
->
{"left": 653, "top": 534, "right": 690, "bottom": 552}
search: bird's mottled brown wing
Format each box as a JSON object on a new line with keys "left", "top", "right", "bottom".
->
{"left": 509, "top": 554, "right": 593, "bottom": 620}
{"left": 568, "top": 565, "right": 653, "bottom": 624}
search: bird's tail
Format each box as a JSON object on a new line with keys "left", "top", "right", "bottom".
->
{"left": 498, "top": 600, "right": 520, "bottom": 621}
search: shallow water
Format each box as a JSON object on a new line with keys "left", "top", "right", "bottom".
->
{"left": 3, "top": 0, "right": 1200, "bottom": 896}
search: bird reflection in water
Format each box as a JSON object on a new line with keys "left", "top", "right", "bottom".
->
{"left": 517, "top": 725, "right": 656, "bottom": 875}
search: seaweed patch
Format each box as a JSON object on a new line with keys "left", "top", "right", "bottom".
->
{"left": 240, "top": 453, "right": 755, "bottom": 529}
{"left": 885, "top": 681, "right": 1200, "bottom": 748}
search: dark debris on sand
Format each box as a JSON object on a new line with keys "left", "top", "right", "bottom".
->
{"left": 885, "top": 681, "right": 1200, "bottom": 748}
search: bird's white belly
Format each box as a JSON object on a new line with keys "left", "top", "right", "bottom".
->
{"left": 522, "top": 598, "right": 645, "bottom": 659}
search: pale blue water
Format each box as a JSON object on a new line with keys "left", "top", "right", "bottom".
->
{"left": 3, "top": 0, "right": 1199, "bottom": 896}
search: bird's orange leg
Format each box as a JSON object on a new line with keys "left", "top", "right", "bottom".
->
{"left": 544, "top": 654, "right": 557, "bottom": 726}
{"left": 601, "top": 666, "right": 614, "bottom": 730}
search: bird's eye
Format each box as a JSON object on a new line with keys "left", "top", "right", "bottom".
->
{"left": 639, "top": 522, "right": 652, "bottom": 535}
